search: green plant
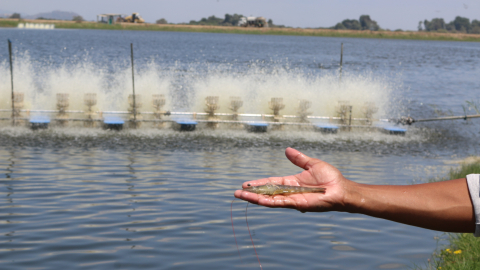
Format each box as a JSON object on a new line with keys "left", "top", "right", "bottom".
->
{"left": 420, "top": 162, "right": 480, "bottom": 269}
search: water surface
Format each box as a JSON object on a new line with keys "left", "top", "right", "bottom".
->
{"left": 1, "top": 28, "right": 480, "bottom": 269}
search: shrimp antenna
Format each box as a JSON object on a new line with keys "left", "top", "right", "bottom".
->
{"left": 231, "top": 199, "right": 243, "bottom": 263}
{"left": 246, "top": 202, "right": 263, "bottom": 270}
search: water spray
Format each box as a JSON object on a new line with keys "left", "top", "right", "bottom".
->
{"left": 205, "top": 96, "right": 220, "bottom": 129}
{"left": 130, "top": 43, "right": 137, "bottom": 129}
{"left": 6, "top": 42, "right": 476, "bottom": 135}
{"left": 269, "top": 97, "right": 285, "bottom": 130}
{"left": 297, "top": 100, "right": 312, "bottom": 123}
{"left": 128, "top": 94, "right": 142, "bottom": 128}
{"left": 56, "top": 93, "right": 69, "bottom": 127}
{"left": 362, "top": 102, "right": 378, "bottom": 125}
{"left": 84, "top": 93, "right": 97, "bottom": 127}
{"left": 0, "top": 94, "right": 407, "bottom": 133}
{"left": 336, "top": 101, "right": 351, "bottom": 125}
{"left": 229, "top": 96, "right": 243, "bottom": 120}
{"left": 12, "top": 92, "right": 24, "bottom": 125}
{"left": 152, "top": 94, "right": 166, "bottom": 128}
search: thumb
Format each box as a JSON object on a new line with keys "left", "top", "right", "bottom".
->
{"left": 285, "top": 147, "right": 322, "bottom": 170}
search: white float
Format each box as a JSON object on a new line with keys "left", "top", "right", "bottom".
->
{"left": 18, "top": 23, "right": 55, "bottom": 30}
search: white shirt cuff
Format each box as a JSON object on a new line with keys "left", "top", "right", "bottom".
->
{"left": 466, "top": 174, "right": 480, "bottom": 237}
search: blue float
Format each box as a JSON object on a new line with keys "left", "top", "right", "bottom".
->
{"left": 375, "top": 122, "right": 407, "bottom": 135}
{"left": 103, "top": 116, "right": 125, "bottom": 131}
{"left": 381, "top": 126, "right": 407, "bottom": 135}
{"left": 173, "top": 119, "right": 197, "bottom": 131}
{"left": 29, "top": 115, "right": 50, "bottom": 130}
{"left": 314, "top": 123, "right": 339, "bottom": 134}
{"left": 246, "top": 122, "right": 268, "bottom": 132}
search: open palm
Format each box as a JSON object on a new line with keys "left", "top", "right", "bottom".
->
{"left": 234, "top": 147, "right": 350, "bottom": 212}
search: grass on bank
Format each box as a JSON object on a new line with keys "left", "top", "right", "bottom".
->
{"left": 2, "top": 19, "right": 480, "bottom": 42}
{"left": 420, "top": 162, "right": 480, "bottom": 270}
{"left": 0, "top": 20, "right": 19, "bottom": 28}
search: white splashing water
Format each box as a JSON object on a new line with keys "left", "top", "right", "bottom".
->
{"left": 0, "top": 54, "right": 404, "bottom": 120}
{"left": 192, "top": 68, "right": 400, "bottom": 119}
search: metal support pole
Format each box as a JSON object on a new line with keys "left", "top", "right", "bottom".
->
{"left": 8, "top": 39, "right": 14, "bottom": 126}
{"left": 130, "top": 43, "right": 137, "bottom": 127}
{"left": 339, "top": 43, "right": 343, "bottom": 83}
{"left": 348, "top": 105, "right": 352, "bottom": 131}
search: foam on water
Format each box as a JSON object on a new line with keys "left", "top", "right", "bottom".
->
{"left": 0, "top": 54, "right": 402, "bottom": 119}
{"left": 193, "top": 68, "right": 400, "bottom": 119}
{"left": 6, "top": 53, "right": 470, "bottom": 156}
{"left": 0, "top": 52, "right": 36, "bottom": 110}
{"left": 3, "top": 53, "right": 460, "bottom": 155}
{"left": 0, "top": 125, "right": 442, "bottom": 156}
{"left": 0, "top": 54, "right": 172, "bottom": 113}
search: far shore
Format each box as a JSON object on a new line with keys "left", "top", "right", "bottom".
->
{"left": 2, "top": 18, "right": 480, "bottom": 42}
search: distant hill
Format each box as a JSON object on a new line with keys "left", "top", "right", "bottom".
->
{"left": 24, "top": 10, "right": 80, "bottom": 20}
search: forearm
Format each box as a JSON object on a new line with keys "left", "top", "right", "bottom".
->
{"left": 343, "top": 178, "right": 475, "bottom": 233}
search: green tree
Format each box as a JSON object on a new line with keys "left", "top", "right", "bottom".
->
{"left": 359, "top": 15, "right": 380, "bottom": 30}
{"left": 331, "top": 18, "right": 363, "bottom": 30}
{"left": 72, "top": 16, "right": 84, "bottom": 22}
{"left": 453, "top": 16, "right": 471, "bottom": 32}
{"left": 188, "top": 13, "right": 244, "bottom": 26}
{"left": 424, "top": 18, "right": 445, "bottom": 31}
{"left": 334, "top": 22, "right": 346, "bottom": 30}
{"left": 9, "top": 13, "right": 20, "bottom": 19}
{"left": 268, "top": 19, "right": 273, "bottom": 27}
{"left": 472, "top": 20, "right": 480, "bottom": 34}
{"left": 341, "top": 19, "right": 361, "bottom": 30}
{"left": 193, "top": 15, "right": 223, "bottom": 25}
{"left": 223, "top": 14, "right": 233, "bottom": 25}
{"left": 472, "top": 19, "right": 480, "bottom": 28}
{"left": 222, "top": 13, "right": 243, "bottom": 26}
{"left": 156, "top": 18, "right": 168, "bottom": 24}
{"left": 446, "top": 21, "right": 456, "bottom": 32}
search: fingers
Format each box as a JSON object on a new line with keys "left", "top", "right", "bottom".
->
{"left": 285, "top": 147, "right": 323, "bottom": 170}
{"left": 234, "top": 189, "right": 301, "bottom": 209}
{"left": 234, "top": 189, "right": 259, "bottom": 203}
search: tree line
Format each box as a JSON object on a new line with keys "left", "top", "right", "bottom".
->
{"left": 420, "top": 16, "right": 480, "bottom": 34}
{"left": 156, "top": 14, "right": 241, "bottom": 26}
{"left": 186, "top": 14, "right": 245, "bottom": 26}
{"left": 5, "top": 11, "right": 480, "bottom": 34}
{"left": 177, "top": 14, "right": 280, "bottom": 27}
{"left": 333, "top": 15, "right": 380, "bottom": 31}
{"left": 4, "top": 12, "right": 84, "bottom": 22}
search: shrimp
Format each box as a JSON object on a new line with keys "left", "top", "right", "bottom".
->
{"left": 231, "top": 183, "right": 326, "bottom": 269}
{"left": 243, "top": 182, "right": 326, "bottom": 196}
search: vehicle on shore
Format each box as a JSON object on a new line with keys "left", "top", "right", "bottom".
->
{"left": 238, "top": 16, "right": 268, "bottom": 27}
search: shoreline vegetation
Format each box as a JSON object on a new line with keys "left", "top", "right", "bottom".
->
{"left": 419, "top": 162, "right": 480, "bottom": 270}
{"left": 2, "top": 18, "right": 480, "bottom": 42}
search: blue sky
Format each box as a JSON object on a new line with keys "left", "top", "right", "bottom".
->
{"left": 2, "top": 0, "right": 480, "bottom": 30}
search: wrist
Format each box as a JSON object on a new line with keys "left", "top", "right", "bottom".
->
{"left": 340, "top": 180, "right": 364, "bottom": 214}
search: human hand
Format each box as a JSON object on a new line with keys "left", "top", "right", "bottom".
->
{"left": 234, "top": 147, "right": 354, "bottom": 212}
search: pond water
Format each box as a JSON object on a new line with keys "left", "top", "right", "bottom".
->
{"left": 1, "top": 28, "right": 480, "bottom": 269}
